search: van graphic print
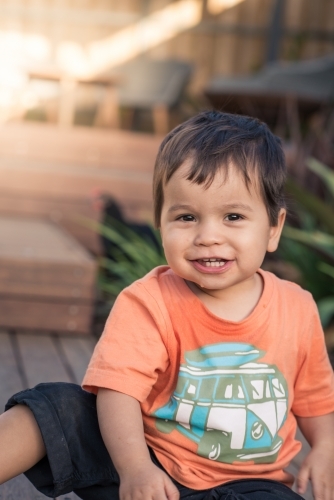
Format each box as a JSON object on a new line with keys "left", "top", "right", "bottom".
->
{"left": 153, "top": 343, "right": 288, "bottom": 464}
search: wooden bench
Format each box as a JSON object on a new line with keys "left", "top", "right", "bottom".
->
{"left": 28, "top": 68, "right": 121, "bottom": 129}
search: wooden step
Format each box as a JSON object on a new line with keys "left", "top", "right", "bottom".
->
{"left": 0, "top": 217, "right": 96, "bottom": 334}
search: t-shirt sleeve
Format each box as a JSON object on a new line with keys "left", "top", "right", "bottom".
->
{"left": 292, "top": 298, "right": 334, "bottom": 417}
{"left": 82, "top": 281, "right": 170, "bottom": 402}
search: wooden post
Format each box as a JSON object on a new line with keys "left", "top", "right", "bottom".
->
{"left": 152, "top": 104, "right": 169, "bottom": 135}
{"left": 58, "top": 78, "right": 77, "bottom": 127}
{"left": 94, "top": 84, "right": 120, "bottom": 128}
{"left": 266, "top": 0, "right": 285, "bottom": 63}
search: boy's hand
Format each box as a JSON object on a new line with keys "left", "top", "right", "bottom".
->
{"left": 119, "top": 461, "right": 180, "bottom": 500}
{"left": 297, "top": 444, "right": 334, "bottom": 500}
{"left": 296, "top": 413, "right": 334, "bottom": 500}
{"left": 97, "top": 390, "right": 179, "bottom": 500}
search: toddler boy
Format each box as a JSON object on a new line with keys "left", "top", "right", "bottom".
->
{"left": 1, "top": 111, "right": 334, "bottom": 500}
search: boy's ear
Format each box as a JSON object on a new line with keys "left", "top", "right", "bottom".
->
{"left": 267, "top": 208, "right": 286, "bottom": 253}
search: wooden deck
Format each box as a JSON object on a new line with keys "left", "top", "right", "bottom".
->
{"left": 0, "top": 329, "right": 314, "bottom": 499}
{"left": 0, "top": 329, "right": 96, "bottom": 500}
{"left": 0, "top": 122, "right": 162, "bottom": 255}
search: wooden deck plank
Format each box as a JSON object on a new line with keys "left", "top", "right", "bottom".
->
{"left": 0, "top": 123, "right": 158, "bottom": 204}
{"left": 0, "top": 300, "right": 95, "bottom": 336}
{"left": 0, "top": 331, "right": 24, "bottom": 412}
{"left": 57, "top": 335, "right": 96, "bottom": 385}
{"left": 0, "top": 474, "right": 46, "bottom": 499}
{"left": 0, "top": 161, "right": 152, "bottom": 203}
{"left": 56, "top": 492, "right": 80, "bottom": 499}
{"left": 16, "top": 333, "right": 73, "bottom": 388}
{"left": 0, "top": 473, "right": 80, "bottom": 499}
{"left": 0, "top": 123, "right": 162, "bottom": 173}
{"left": 0, "top": 331, "right": 81, "bottom": 498}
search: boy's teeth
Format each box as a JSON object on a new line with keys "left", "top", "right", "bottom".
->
{"left": 200, "top": 259, "right": 226, "bottom": 267}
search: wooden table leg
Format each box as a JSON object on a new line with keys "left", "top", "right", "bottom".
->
{"left": 94, "top": 85, "right": 120, "bottom": 129}
{"left": 58, "top": 79, "right": 77, "bottom": 127}
{"left": 152, "top": 104, "right": 169, "bottom": 135}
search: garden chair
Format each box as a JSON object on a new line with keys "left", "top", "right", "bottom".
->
{"left": 107, "top": 58, "right": 193, "bottom": 135}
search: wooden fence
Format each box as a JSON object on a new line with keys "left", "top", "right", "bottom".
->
{"left": 0, "top": 0, "right": 333, "bottom": 94}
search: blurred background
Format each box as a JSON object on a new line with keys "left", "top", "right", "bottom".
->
{"left": 0, "top": 2, "right": 333, "bottom": 496}
{"left": 0, "top": 0, "right": 333, "bottom": 126}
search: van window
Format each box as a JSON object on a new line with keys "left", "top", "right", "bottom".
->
{"left": 198, "top": 377, "right": 217, "bottom": 401}
{"left": 175, "top": 375, "right": 188, "bottom": 397}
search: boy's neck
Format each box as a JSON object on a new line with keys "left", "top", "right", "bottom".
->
{"left": 185, "top": 272, "right": 264, "bottom": 322}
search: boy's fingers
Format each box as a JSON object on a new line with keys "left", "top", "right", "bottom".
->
{"left": 311, "top": 482, "right": 322, "bottom": 500}
{"left": 297, "top": 462, "right": 310, "bottom": 494}
{"left": 323, "top": 482, "right": 333, "bottom": 500}
{"left": 315, "top": 470, "right": 334, "bottom": 500}
{"left": 164, "top": 479, "right": 180, "bottom": 500}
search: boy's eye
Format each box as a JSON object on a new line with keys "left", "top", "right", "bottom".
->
{"left": 177, "top": 214, "right": 195, "bottom": 222}
{"left": 226, "top": 213, "right": 243, "bottom": 222}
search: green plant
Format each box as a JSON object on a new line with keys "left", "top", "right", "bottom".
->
{"left": 280, "top": 158, "right": 334, "bottom": 327}
{"left": 88, "top": 218, "right": 166, "bottom": 300}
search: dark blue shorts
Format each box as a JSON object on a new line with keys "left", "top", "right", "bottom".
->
{"left": 5, "top": 383, "right": 305, "bottom": 500}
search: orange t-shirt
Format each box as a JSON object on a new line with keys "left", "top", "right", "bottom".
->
{"left": 83, "top": 266, "right": 334, "bottom": 490}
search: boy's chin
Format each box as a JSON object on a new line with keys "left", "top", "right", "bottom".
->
{"left": 185, "top": 272, "right": 260, "bottom": 294}
{"left": 185, "top": 279, "right": 223, "bottom": 294}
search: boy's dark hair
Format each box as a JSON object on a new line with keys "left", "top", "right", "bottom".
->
{"left": 153, "top": 110, "right": 286, "bottom": 227}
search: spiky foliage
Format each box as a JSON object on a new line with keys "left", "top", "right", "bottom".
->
{"left": 281, "top": 158, "right": 334, "bottom": 326}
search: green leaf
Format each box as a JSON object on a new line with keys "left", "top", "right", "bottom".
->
{"left": 278, "top": 237, "right": 334, "bottom": 300}
{"left": 282, "top": 226, "right": 334, "bottom": 261}
{"left": 285, "top": 178, "right": 334, "bottom": 235}
{"left": 306, "top": 157, "right": 334, "bottom": 199}
{"left": 318, "top": 262, "right": 334, "bottom": 280}
{"left": 78, "top": 215, "right": 166, "bottom": 298}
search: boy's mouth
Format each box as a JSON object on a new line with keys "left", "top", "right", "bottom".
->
{"left": 190, "top": 258, "right": 233, "bottom": 274}
{"left": 196, "top": 258, "right": 227, "bottom": 268}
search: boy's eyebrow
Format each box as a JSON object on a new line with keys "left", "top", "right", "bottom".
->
{"left": 167, "top": 203, "right": 254, "bottom": 213}
{"left": 223, "top": 203, "right": 254, "bottom": 212}
{"left": 168, "top": 204, "right": 194, "bottom": 213}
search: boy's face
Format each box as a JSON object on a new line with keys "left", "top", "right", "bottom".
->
{"left": 159, "top": 160, "right": 285, "bottom": 299}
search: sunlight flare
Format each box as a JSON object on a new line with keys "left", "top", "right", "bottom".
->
{"left": 57, "top": 0, "right": 203, "bottom": 78}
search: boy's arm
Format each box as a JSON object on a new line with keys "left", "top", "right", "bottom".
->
{"left": 96, "top": 388, "right": 179, "bottom": 500}
{"left": 296, "top": 413, "right": 334, "bottom": 500}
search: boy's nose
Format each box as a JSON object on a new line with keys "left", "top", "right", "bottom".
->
{"left": 194, "top": 222, "right": 224, "bottom": 247}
